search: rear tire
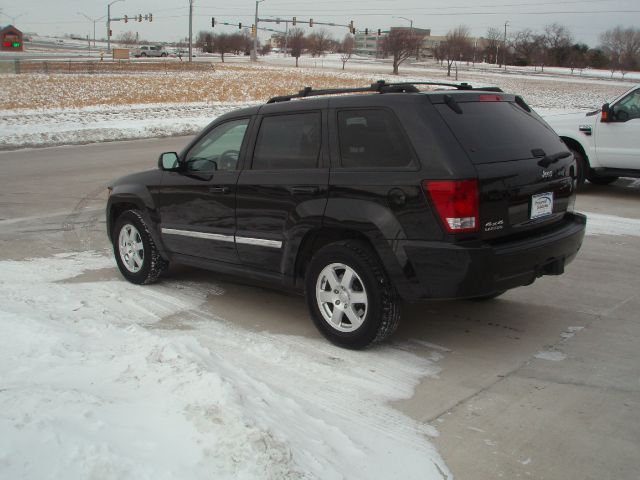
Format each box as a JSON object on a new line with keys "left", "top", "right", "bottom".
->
{"left": 305, "top": 240, "right": 401, "bottom": 349}
{"left": 112, "top": 210, "right": 168, "bottom": 285}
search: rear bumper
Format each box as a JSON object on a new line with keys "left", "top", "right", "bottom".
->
{"left": 393, "top": 213, "right": 586, "bottom": 300}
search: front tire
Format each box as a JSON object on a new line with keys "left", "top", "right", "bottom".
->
{"left": 305, "top": 240, "right": 401, "bottom": 349}
{"left": 112, "top": 210, "right": 168, "bottom": 285}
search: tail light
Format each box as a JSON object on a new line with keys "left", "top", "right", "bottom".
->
{"left": 424, "top": 180, "right": 479, "bottom": 234}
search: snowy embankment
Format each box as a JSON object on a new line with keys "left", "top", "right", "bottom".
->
{"left": 0, "top": 252, "right": 450, "bottom": 479}
{"left": 0, "top": 102, "right": 258, "bottom": 149}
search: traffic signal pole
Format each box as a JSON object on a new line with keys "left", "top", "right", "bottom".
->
{"left": 251, "top": 0, "right": 265, "bottom": 62}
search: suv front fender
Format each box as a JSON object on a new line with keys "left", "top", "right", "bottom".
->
{"left": 106, "top": 187, "right": 168, "bottom": 260}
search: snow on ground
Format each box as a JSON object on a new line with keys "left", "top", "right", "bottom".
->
{"left": 0, "top": 252, "right": 450, "bottom": 480}
{"left": 583, "top": 212, "right": 640, "bottom": 237}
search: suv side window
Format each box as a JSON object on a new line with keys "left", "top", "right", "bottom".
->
{"left": 252, "top": 112, "right": 321, "bottom": 170}
{"left": 185, "top": 118, "right": 249, "bottom": 172}
{"left": 337, "top": 109, "right": 415, "bottom": 168}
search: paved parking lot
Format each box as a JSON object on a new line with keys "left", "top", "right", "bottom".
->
{"left": 1, "top": 138, "right": 638, "bottom": 479}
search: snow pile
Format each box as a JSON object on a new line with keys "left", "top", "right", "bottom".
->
{"left": 0, "top": 252, "right": 449, "bottom": 479}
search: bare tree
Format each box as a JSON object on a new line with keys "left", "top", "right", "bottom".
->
{"left": 532, "top": 33, "right": 549, "bottom": 72}
{"left": 259, "top": 43, "right": 272, "bottom": 56}
{"left": 196, "top": 31, "right": 214, "bottom": 53}
{"left": 544, "top": 23, "right": 573, "bottom": 66}
{"left": 340, "top": 34, "right": 354, "bottom": 70}
{"left": 307, "top": 29, "right": 332, "bottom": 57}
{"left": 382, "top": 28, "right": 426, "bottom": 75}
{"left": 213, "top": 33, "right": 235, "bottom": 62}
{"left": 484, "top": 27, "right": 502, "bottom": 64}
{"left": 512, "top": 29, "right": 537, "bottom": 66}
{"left": 288, "top": 28, "right": 306, "bottom": 67}
{"left": 602, "top": 26, "right": 640, "bottom": 77}
{"left": 117, "top": 31, "right": 138, "bottom": 48}
{"left": 568, "top": 43, "right": 588, "bottom": 74}
{"left": 441, "top": 25, "right": 472, "bottom": 77}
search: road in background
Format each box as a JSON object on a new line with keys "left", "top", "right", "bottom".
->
{"left": 0, "top": 138, "right": 638, "bottom": 479}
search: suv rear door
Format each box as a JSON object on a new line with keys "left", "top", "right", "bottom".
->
{"left": 236, "top": 105, "right": 329, "bottom": 273}
{"left": 432, "top": 93, "right": 575, "bottom": 240}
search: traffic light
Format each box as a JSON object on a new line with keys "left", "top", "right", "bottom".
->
{"left": 292, "top": 17, "right": 296, "bottom": 26}
{"left": 349, "top": 20, "right": 353, "bottom": 30}
{"left": 364, "top": 28, "right": 368, "bottom": 35}
{"left": 211, "top": 17, "right": 215, "bottom": 27}
{"left": 124, "top": 15, "right": 128, "bottom": 23}
{"left": 149, "top": 13, "right": 153, "bottom": 22}
{"left": 309, "top": 18, "right": 313, "bottom": 27}
{"left": 109, "top": 29, "right": 113, "bottom": 37}
{"left": 238, "top": 22, "right": 242, "bottom": 29}
{"left": 138, "top": 14, "right": 142, "bottom": 22}
{"left": 251, "top": 24, "right": 256, "bottom": 36}
{"left": 377, "top": 29, "right": 381, "bottom": 36}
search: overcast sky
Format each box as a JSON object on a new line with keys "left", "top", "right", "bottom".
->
{"left": 3, "top": 0, "right": 639, "bottom": 47}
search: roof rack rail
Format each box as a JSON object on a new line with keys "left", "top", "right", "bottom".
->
{"left": 266, "top": 80, "right": 502, "bottom": 103}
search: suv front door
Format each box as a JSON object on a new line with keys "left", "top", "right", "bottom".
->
{"left": 158, "top": 117, "right": 251, "bottom": 263}
{"left": 236, "top": 109, "right": 329, "bottom": 273}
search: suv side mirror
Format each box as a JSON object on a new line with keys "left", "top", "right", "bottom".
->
{"left": 600, "top": 103, "right": 611, "bottom": 123}
{"left": 158, "top": 152, "right": 180, "bottom": 171}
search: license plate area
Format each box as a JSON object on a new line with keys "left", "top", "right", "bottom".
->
{"left": 530, "top": 192, "right": 554, "bottom": 219}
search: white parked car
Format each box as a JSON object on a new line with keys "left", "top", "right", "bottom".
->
{"left": 132, "top": 45, "right": 168, "bottom": 58}
{"left": 545, "top": 84, "right": 640, "bottom": 185}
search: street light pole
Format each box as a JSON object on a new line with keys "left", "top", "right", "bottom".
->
{"left": 78, "top": 12, "right": 106, "bottom": 49}
{"left": 107, "top": 0, "right": 125, "bottom": 53}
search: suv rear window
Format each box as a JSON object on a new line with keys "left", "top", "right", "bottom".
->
{"left": 337, "top": 109, "right": 415, "bottom": 168}
{"left": 252, "top": 112, "right": 321, "bottom": 170}
{"left": 435, "top": 101, "right": 564, "bottom": 164}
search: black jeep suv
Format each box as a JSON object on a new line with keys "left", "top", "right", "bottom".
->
{"left": 107, "top": 81, "right": 586, "bottom": 349}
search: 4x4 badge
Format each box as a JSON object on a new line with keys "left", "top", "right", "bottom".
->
{"left": 542, "top": 170, "right": 553, "bottom": 178}
{"left": 484, "top": 219, "right": 504, "bottom": 232}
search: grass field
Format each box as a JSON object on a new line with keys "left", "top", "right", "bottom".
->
{"left": 0, "top": 64, "right": 370, "bottom": 110}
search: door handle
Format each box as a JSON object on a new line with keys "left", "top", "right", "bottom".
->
{"left": 209, "top": 186, "right": 230, "bottom": 194}
{"left": 289, "top": 186, "right": 319, "bottom": 195}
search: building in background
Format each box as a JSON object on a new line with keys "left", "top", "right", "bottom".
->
{"left": 1, "top": 25, "right": 24, "bottom": 52}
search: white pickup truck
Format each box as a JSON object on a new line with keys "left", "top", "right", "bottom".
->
{"left": 545, "top": 84, "right": 640, "bottom": 186}
{"left": 132, "top": 45, "right": 168, "bottom": 58}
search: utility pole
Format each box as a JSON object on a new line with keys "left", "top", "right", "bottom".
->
{"left": 188, "top": 0, "right": 194, "bottom": 62}
{"left": 503, "top": 20, "right": 509, "bottom": 70}
{"left": 251, "top": 0, "right": 265, "bottom": 62}
{"left": 107, "top": 0, "right": 125, "bottom": 53}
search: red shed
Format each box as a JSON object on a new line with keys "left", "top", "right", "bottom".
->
{"left": 1, "top": 25, "right": 24, "bottom": 52}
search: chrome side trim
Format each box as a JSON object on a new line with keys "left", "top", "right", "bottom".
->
{"left": 161, "top": 228, "right": 234, "bottom": 243}
{"left": 236, "top": 236, "right": 283, "bottom": 249}
{"left": 161, "top": 228, "right": 282, "bottom": 249}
